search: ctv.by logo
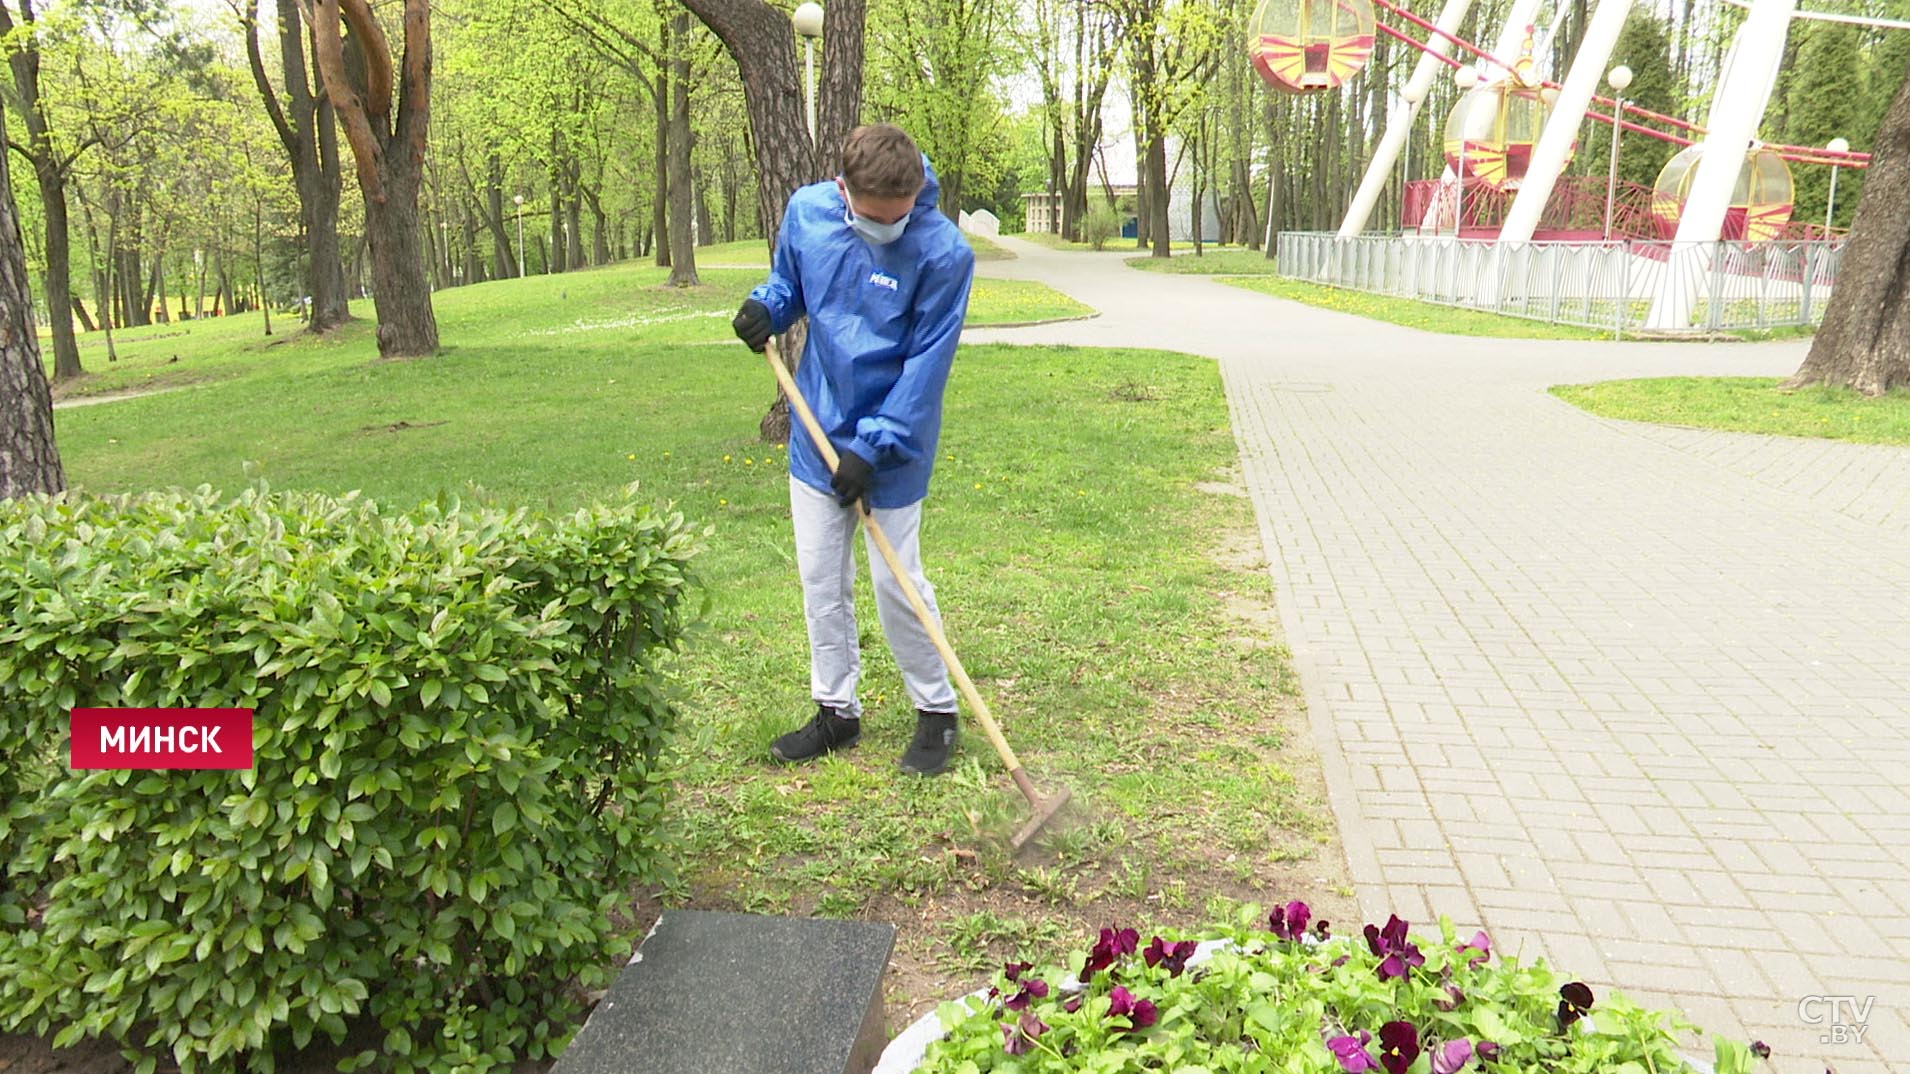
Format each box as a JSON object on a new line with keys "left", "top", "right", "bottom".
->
{"left": 1797, "top": 995, "right": 1874, "bottom": 1045}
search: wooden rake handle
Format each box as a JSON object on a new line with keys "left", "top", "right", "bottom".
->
{"left": 763, "top": 338, "right": 1043, "bottom": 806}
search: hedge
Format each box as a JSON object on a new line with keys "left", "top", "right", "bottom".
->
{"left": 0, "top": 482, "right": 704, "bottom": 1073}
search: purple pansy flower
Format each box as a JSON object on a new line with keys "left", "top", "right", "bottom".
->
{"left": 1003, "top": 960, "right": 1032, "bottom": 982}
{"left": 1082, "top": 926, "right": 1140, "bottom": 977}
{"left": 1557, "top": 982, "right": 1595, "bottom": 1028}
{"left": 1270, "top": 900, "right": 1312, "bottom": 941}
{"left": 1377, "top": 1021, "right": 1421, "bottom": 1074}
{"left": 1002, "top": 1010, "right": 1049, "bottom": 1055}
{"left": 1143, "top": 937, "right": 1200, "bottom": 977}
{"left": 1457, "top": 930, "right": 1492, "bottom": 969}
{"left": 1327, "top": 1030, "right": 1380, "bottom": 1073}
{"left": 1433, "top": 1039, "right": 1475, "bottom": 1074}
{"left": 1004, "top": 976, "right": 1049, "bottom": 1011}
{"left": 1434, "top": 982, "right": 1466, "bottom": 1011}
{"left": 1106, "top": 985, "right": 1158, "bottom": 1032}
{"left": 1750, "top": 1041, "right": 1772, "bottom": 1058}
{"left": 1476, "top": 1040, "right": 1502, "bottom": 1063}
{"left": 1363, "top": 915, "right": 1426, "bottom": 981}
{"left": 1313, "top": 918, "right": 1333, "bottom": 940}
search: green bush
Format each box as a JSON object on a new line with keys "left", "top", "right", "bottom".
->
{"left": 1084, "top": 205, "right": 1122, "bottom": 251}
{"left": 0, "top": 482, "right": 705, "bottom": 1074}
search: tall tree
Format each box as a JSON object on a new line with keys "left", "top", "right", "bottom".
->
{"left": 665, "top": 9, "right": 697, "bottom": 286}
{"left": 310, "top": 0, "right": 439, "bottom": 357}
{"left": 867, "top": 0, "right": 1007, "bottom": 218}
{"left": 0, "top": 97, "right": 61, "bottom": 498}
{"left": 1111, "top": 0, "right": 1222, "bottom": 257}
{"left": 234, "top": 0, "right": 351, "bottom": 331}
{"left": 0, "top": 0, "right": 85, "bottom": 381}
{"left": 681, "top": 0, "right": 865, "bottom": 242}
{"left": 681, "top": 0, "right": 865, "bottom": 441}
{"left": 1785, "top": 67, "right": 1910, "bottom": 396}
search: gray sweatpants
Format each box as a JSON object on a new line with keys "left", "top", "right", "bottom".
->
{"left": 790, "top": 476, "right": 958, "bottom": 717}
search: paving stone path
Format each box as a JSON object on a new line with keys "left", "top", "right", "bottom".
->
{"left": 969, "top": 236, "right": 1909, "bottom": 1073}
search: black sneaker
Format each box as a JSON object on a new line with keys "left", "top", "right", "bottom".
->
{"left": 899, "top": 710, "right": 959, "bottom": 776}
{"left": 770, "top": 705, "right": 861, "bottom": 764}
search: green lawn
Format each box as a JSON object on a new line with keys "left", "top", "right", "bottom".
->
{"left": 966, "top": 233, "right": 1014, "bottom": 260}
{"left": 1552, "top": 376, "right": 1910, "bottom": 445}
{"left": 48, "top": 261, "right": 1092, "bottom": 401}
{"left": 1222, "top": 275, "right": 1612, "bottom": 341}
{"left": 1126, "top": 250, "right": 1280, "bottom": 275}
{"left": 46, "top": 257, "right": 1337, "bottom": 1012}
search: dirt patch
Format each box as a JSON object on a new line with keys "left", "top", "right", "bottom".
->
{"left": 358, "top": 420, "right": 450, "bottom": 435}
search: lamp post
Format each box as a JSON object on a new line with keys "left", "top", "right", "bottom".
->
{"left": 794, "top": 3, "right": 824, "bottom": 147}
{"left": 514, "top": 194, "right": 525, "bottom": 277}
{"left": 1825, "top": 136, "right": 1850, "bottom": 233}
{"left": 1603, "top": 64, "right": 1633, "bottom": 242}
{"left": 1453, "top": 66, "right": 1479, "bottom": 236}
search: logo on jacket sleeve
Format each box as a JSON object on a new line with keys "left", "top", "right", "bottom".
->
{"left": 868, "top": 270, "right": 900, "bottom": 291}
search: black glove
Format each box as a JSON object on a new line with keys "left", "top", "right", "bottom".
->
{"left": 832, "top": 450, "right": 874, "bottom": 509}
{"left": 731, "top": 298, "right": 772, "bottom": 352}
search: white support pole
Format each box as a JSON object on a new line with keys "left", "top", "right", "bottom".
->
{"left": 1498, "top": 0, "right": 1633, "bottom": 244}
{"left": 1487, "top": 0, "right": 1550, "bottom": 80}
{"left": 1645, "top": 0, "right": 1796, "bottom": 328}
{"left": 1337, "top": 0, "right": 1476, "bottom": 237}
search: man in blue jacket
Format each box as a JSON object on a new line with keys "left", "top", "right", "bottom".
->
{"left": 731, "top": 124, "right": 975, "bottom": 777}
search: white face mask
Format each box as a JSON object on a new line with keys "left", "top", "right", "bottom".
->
{"left": 846, "top": 209, "right": 907, "bottom": 246}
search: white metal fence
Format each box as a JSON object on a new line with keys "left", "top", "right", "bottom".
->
{"left": 1277, "top": 232, "right": 1846, "bottom": 335}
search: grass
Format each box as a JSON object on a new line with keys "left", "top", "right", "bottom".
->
{"left": 1125, "top": 250, "right": 1280, "bottom": 275}
{"left": 1552, "top": 376, "right": 1910, "bottom": 445}
{"left": 47, "top": 260, "right": 1092, "bottom": 400}
{"left": 966, "top": 233, "right": 1014, "bottom": 260}
{"left": 45, "top": 256, "right": 1339, "bottom": 1019}
{"left": 1221, "top": 275, "right": 1612, "bottom": 341}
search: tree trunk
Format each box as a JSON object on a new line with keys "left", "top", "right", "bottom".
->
{"left": 653, "top": 40, "right": 671, "bottom": 270}
{"left": 311, "top": 0, "right": 439, "bottom": 357}
{"left": 71, "top": 295, "right": 95, "bottom": 331}
{"left": 1145, "top": 129, "right": 1170, "bottom": 257}
{"left": 0, "top": 98, "right": 63, "bottom": 498}
{"left": 0, "top": 4, "right": 83, "bottom": 382}
{"left": 695, "top": 170, "right": 714, "bottom": 247}
{"left": 682, "top": 0, "right": 861, "bottom": 441}
{"left": 666, "top": 11, "right": 699, "bottom": 287}
{"left": 245, "top": 0, "right": 352, "bottom": 332}
{"left": 487, "top": 155, "right": 517, "bottom": 277}
{"left": 1786, "top": 68, "right": 1910, "bottom": 395}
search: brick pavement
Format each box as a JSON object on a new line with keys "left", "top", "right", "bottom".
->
{"left": 969, "top": 237, "right": 1910, "bottom": 1073}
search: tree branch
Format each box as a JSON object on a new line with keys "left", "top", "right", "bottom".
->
{"left": 308, "top": 0, "right": 386, "bottom": 202}
{"left": 230, "top": 0, "right": 299, "bottom": 158}
{"left": 337, "top": 0, "right": 393, "bottom": 118}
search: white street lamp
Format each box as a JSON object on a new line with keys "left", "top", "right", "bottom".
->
{"left": 1453, "top": 67, "right": 1479, "bottom": 236}
{"left": 1825, "top": 136, "right": 1851, "bottom": 232}
{"left": 794, "top": 3, "right": 824, "bottom": 148}
{"left": 514, "top": 194, "right": 526, "bottom": 277}
{"left": 1604, "top": 64, "right": 1633, "bottom": 242}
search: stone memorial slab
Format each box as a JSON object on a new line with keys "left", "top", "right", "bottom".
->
{"left": 551, "top": 910, "right": 896, "bottom": 1074}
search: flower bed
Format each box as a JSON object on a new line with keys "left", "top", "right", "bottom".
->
{"left": 888, "top": 901, "right": 1770, "bottom": 1074}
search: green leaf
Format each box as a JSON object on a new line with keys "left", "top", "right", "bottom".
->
{"left": 493, "top": 802, "right": 518, "bottom": 836}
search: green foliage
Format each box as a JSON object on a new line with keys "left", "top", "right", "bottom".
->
{"left": 0, "top": 483, "right": 704, "bottom": 1073}
{"left": 922, "top": 909, "right": 1720, "bottom": 1073}
{"left": 1780, "top": 21, "right": 1869, "bottom": 229}
{"left": 1576, "top": 11, "right": 1681, "bottom": 193}
{"left": 1083, "top": 204, "right": 1122, "bottom": 250}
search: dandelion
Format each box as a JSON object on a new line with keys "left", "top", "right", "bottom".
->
{"left": 663, "top": 451, "right": 671, "bottom": 458}
{"left": 719, "top": 498, "right": 729, "bottom": 506}
{"left": 724, "top": 454, "right": 733, "bottom": 462}
{"left": 974, "top": 482, "right": 983, "bottom": 489}
{"left": 627, "top": 454, "right": 636, "bottom": 461}
{"left": 745, "top": 458, "right": 755, "bottom": 465}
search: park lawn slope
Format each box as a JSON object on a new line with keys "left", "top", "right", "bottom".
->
{"left": 1552, "top": 376, "right": 1910, "bottom": 445}
{"left": 50, "top": 259, "right": 1339, "bottom": 1017}
{"left": 1222, "top": 275, "right": 1610, "bottom": 340}
{"left": 45, "top": 260, "right": 1090, "bottom": 403}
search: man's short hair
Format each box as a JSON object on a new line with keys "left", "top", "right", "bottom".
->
{"left": 841, "top": 125, "right": 925, "bottom": 199}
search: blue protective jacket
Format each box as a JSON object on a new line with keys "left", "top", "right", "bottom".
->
{"left": 749, "top": 160, "right": 975, "bottom": 509}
